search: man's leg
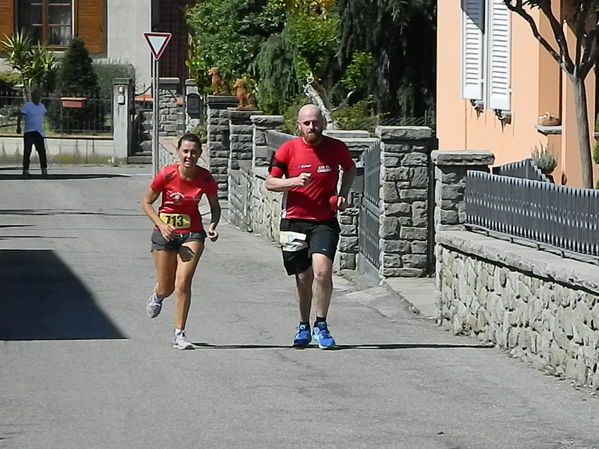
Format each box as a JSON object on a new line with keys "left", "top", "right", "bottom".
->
{"left": 33, "top": 132, "right": 48, "bottom": 170}
{"left": 311, "top": 253, "right": 336, "bottom": 349}
{"left": 295, "top": 267, "right": 313, "bottom": 323}
{"left": 311, "top": 253, "right": 333, "bottom": 319}
{"left": 22, "top": 133, "right": 33, "bottom": 173}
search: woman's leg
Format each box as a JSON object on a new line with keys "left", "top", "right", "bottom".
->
{"left": 151, "top": 249, "right": 178, "bottom": 299}
{"left": 174, "top": 241, "right": 204, "bottom": 330}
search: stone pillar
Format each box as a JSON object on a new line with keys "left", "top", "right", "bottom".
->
{"left": 227, "top": 109, "right": 263, "bottom": 172}
{"left": 251, "top": 115, "right": 284, "bottom": 166}
{"left": 378, "top": 126, "right": 436, "bottom": 277}
{"left": 431, "top": 150, "right": 495, "bottom": 232}
{"left": 206, "top": 95, "right": 237, "bottom": 198}
{"left": 158, "top": 77, "right": 182, "bottom": 136}
{"left": 112, "top": 78, "right": 133, "bottom": 164}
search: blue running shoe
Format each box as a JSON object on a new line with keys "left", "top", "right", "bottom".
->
{"left": 293, "top": 324, "right": 312, "bottom": 347}
{"left": 313, "top": 322, "right": 335, "bottom": 349}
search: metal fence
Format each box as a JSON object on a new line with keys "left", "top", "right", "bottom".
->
{"left": 465, "top": 171, "right": 599, "bottom": 260}
{"left": 492, "top": 158, "right": 551, "bottom": 183}
{"left": 0, "top": 91, "right": 112, "bottom": 136}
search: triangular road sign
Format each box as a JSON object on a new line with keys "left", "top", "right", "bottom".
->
{"left": 144, "top": 32, "right": 172, "bottom": 60}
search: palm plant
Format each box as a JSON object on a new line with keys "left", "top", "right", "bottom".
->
{"left": 1, "top": 31, "right": 57, "bottom": 98}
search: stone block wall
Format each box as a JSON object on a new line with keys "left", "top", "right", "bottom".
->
{"left": 228, "top": 109, "right": 262, "bottom": 171}
{"left": 250, "top": 167, "right": 282, "bottom": 241}
{"left": 378, "top": 127, "right": 437, "bottom": 277}
{"left": 158, "top": 78, "right": 184, "bottom": 137}
{"left": 252, "top": 115, "right": 284, "bottom": 166}
{"left": 431, "top": 150, "right": 494, "bottom": 231}
{"left": 206, "top": 95, "right": 238, "bottom": 198}
{"left": 436, "top": 230, "right": 599, "bottom": 390}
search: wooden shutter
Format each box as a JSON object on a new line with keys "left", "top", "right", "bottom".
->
{"left": 487, "top": 0, "right": 511, "bottom": 111}
{"left": 461, "top": 0, "right": 485, "bottom": 100}
{"left": 0, "top": 0, "right": 14, "bottom": 49}
{"left": 76, "top": 0, "right": 105, "bottom": 54}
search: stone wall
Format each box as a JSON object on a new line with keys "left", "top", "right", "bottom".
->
{"left": 436, "top": 230, "right": 599, "bottom": 390}
{"left": 378, "top": 127, "right": 437, "bottom": 277}
{"left": 206, "top": 95, "right": 238, "bottom": 199}
{"left": 158, "top": 78, "right": 184, "bottom": 137}
{"left": 431, "top": 150, "right": 494, "bottom": 231}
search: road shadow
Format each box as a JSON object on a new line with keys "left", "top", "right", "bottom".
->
{"left": 0, "top": 249, "right": 125, "bottom": 340}
{"left": 0, "top": 173, "right": 129, "bottom": 180}
{"left": 192, "top": 343, "right": 493, "bottom": 350}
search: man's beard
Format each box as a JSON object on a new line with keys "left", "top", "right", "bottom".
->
{"left": 302, "top": 131, "right": 322, "bottom": 146}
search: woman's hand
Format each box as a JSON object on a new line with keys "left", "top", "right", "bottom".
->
{"left": 158, "top": 222, "right": 176, "bottom": 241}
{"left": 207, "top": 226, "right": 219, "bottom": 242}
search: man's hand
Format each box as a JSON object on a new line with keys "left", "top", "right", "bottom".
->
{"left": 337, "top": 196, "right": 349, "bottom": 211}
{"left": 291, "top": 172, "right": 312, "bottom": 188}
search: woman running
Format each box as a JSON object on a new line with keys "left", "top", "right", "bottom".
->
{"left": 142, "top": 133, "right": 220, "bottom": 349}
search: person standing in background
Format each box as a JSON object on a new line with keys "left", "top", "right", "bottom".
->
{"left": 17, "top": 89, "right": 48, "bottom": 177}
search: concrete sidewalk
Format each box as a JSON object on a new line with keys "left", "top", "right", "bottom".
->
{"left": 1, "top": 164, "right": 598, "bottom": 449}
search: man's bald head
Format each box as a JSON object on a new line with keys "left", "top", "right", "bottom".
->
{"left": 297, "top": 104, "right": 324, "bottom": 146}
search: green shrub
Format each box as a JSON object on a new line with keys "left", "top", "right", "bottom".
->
{"left": 332, "top": 96, "right": 382, "bottom": 135}
{"left": 92, "top": 61, "right": 136, "bottom": 99}
{"left": 0, "top": 71, "right": 20, "bottom": 90}
{"left": 531, "top": 142, "right": 557, "bottom": 175}
{"left": 49, "top": 38, "right": 103, "bottom": 133}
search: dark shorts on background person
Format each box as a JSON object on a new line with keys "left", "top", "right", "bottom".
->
{"left": 279, "top": 218, "right": 340, "bottom": 275}
{"left": 151, "top": 229, "right": 206, "bottom": 252}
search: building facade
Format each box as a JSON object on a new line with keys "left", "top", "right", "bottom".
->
{"left": 437, "top": 0, "right": 599, "bottom": 188}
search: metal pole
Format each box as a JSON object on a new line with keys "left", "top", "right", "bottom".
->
{"left": 152, "top": 58, "right": 159, "bottom": 177}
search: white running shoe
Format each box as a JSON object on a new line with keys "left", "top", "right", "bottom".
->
{"left": 173, "top": 331, "right": 194, "bottom": 350}
{"left": 146, "top": 296, "right": 162, "bottom": 318}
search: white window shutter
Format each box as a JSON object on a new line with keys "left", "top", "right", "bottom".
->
{"left": 461, "top": 0, "right": 485, "bottom": 100}
{"left": 487, "top": 0, "right": 511, "bottom": 111}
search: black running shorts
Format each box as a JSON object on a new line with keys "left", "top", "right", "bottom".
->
{"left": 279, "top": 218, "right": 340, "bottom": 276}
{"left": 151, "top": 229, "right": 206, "bottom": 252}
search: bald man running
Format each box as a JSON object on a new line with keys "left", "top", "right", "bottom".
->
{"left": 265, "top": 104, "right": 356, "bottom": 349}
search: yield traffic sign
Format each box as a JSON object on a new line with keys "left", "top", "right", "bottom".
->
{"left": 144, "top": 32, "right": 172, "bottom": 60}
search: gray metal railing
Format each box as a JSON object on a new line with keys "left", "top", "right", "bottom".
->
{"left": 492, "top": 158, "right": 550, "bottom": 183}
{"left": 0, "top": 93, "right": 112, "bottom": 135}
{"left": 465, "top": 171, "right": 599, "bottom": 259}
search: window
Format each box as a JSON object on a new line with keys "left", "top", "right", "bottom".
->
{"left": 17, "top": 0, "right": 73, "bottom": 47}
{"left": 461, "top": 0, "right": 511, "bottom": 113}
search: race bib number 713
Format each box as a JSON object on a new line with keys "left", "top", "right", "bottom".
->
{"left": 159, "top": 213, "right": 191, "bottom": 229}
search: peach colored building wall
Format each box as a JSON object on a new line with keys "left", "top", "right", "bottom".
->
{"left": 437, "top": 0, "right": 598, "bottom": 188}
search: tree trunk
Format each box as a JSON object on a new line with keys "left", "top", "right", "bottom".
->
{"left": 303, "top": 83, "right": 335, "bottom": 130}
{"left": 570, "top": 76, "right": 594, "bottom": 188}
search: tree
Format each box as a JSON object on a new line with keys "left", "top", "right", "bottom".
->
{"left": 336, "top": 0, "right": 436, "bottom": 117}
{"left": 1, "top": 31, "right": 57, "bottom": 97}
{"left": 186, "top": 0, "right": 277, "bottom": 83}
{"left": 504, "top": 0, "right": 599, "bottom": 188}
{"left": 58, "top": 37, "right": 99, "bottom": 96}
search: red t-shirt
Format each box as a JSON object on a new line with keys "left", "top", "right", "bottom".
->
{"left": 150, "top": 164, "right": 218, "bottom": 233}
{"left": 269, "top": 136, "right": 354, "bottom": 221}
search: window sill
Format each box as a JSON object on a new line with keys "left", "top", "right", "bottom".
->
{"left": 535, "top": 124, "right": 562, "bottom": 135}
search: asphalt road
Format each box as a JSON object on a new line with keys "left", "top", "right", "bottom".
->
{"left": 1, "top": 164, "right": 598, "bottom": 449}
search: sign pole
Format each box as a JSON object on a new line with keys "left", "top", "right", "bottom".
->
{"left": 144, "top": 31, "right": 172, "bottom": 177}
{"left": 152, "top": 57, "right": 159, "bottom": 177}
